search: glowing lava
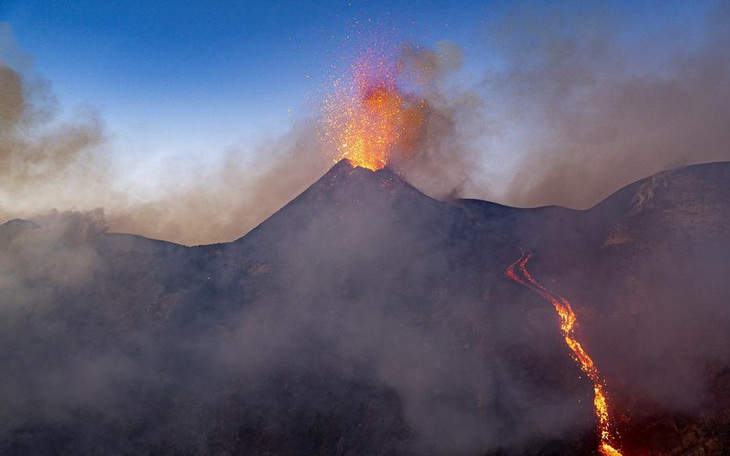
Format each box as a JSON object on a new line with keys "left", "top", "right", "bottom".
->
{"left": 320, "top": 49, "right": 425, "bottom": 171}
{"left": 507, "top": 250, "right": 623, "bottom": 456}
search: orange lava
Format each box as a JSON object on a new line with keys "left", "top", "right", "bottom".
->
{"left": 507, "top": 250, "right": 623, "bottom": 456}
{"left": 320, "top": 50, "right": 425, "bottom": 171}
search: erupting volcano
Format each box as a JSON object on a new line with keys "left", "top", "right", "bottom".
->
{"left": 507, "top": 251, "right": 623, "bottom": 456}
{"left": 320, "top": 47, "right": 426, "bottom": 171}
{"left": 319, "top": 42, "right": 632, "bottom": 454}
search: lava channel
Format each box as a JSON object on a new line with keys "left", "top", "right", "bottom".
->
{"left": 507, "top": 250, "right": 623, "bottom": 456}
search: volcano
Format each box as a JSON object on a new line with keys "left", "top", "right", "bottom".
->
{"left": 1, "top": 160, "right": 729, "bottom": 455}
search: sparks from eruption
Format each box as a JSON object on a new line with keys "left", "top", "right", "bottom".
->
{"left": 507, "top": 250, "right": 623, "bottom": 456}
{"left": 320, "top": 46, "right": 426, "bottom": 171}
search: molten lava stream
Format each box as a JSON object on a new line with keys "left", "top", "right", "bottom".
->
{"left": 506, "top": 250, "right": 623, "bottom": 456}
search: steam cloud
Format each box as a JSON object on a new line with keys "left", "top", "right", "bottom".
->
{"left": 394, "top": 2, "right": 730, "bottom": 210}
{"left": 0, "top": 59, "right": 106, "bottom": 209}
{"left": 478, "top": 1, "right": 730, "bottom": 208}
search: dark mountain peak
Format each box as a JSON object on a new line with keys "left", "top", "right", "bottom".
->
{"left": 0, "top": 218, "right": 38, "bottom": 246}
{"left": 309, "top": 159, "right": 419, "bottom": 198}
{"left": 0, "top": 218, "right": 38, "bottom": 231}
{"left": 237, "top": 159, "right": 447, "bottom": 246}
{"left": 599, "top": 160, "right": 730, "bottom": 249}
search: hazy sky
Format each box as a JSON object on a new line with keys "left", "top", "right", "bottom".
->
{"left": 1, "top": 1, "right": 727, "bottom": 245}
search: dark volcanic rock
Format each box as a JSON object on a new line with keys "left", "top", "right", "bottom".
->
{"left": 1, "top": 160, "right": 729, "bottom": 455}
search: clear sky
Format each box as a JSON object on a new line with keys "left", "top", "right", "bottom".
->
{"left": 1, "top": 1, "right": 727, "bottom": 245}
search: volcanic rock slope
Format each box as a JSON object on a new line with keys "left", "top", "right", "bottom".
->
{"left": 0, "top": 160, "right": 728, "bottom": 455}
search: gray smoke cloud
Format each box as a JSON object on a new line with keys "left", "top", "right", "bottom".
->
{"left": 0, "top": 64, "right": 105, "bottom": 200}
{"left": 475, "top": 1, "right": 730, "bottom": 208}
{"left": 391, "top": 40, "right": 493, "bottom": 200}
{"left": 0, "top": 200, "right": 598, "bottom": 455}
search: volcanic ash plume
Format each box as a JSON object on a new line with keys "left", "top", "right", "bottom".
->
{"left": 0, "top": 63, "right": 105, "bottom": 204}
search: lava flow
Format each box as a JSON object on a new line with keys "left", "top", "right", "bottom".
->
{"left": 507, "top": 250, "right": 623, "bottom": 456}
{"left": 320, "top": 49, "right": 426, "bottom": 171}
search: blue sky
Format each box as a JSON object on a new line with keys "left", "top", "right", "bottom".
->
{"left": 1, "top": 0, "right": 712, "bottom": 170}
{"left": 1, "top": 1, "right": 493, "bottom": 167}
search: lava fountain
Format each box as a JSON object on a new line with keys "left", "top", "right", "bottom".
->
{"left": 320, "top": 47, "right": 426, "bottom": 171}
{"left": 507, "top": 250, "right": 624, "bottom": 456}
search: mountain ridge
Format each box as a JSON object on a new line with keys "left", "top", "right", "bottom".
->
{"left": 0, "top": 160, "right": 729, "bottom": 455}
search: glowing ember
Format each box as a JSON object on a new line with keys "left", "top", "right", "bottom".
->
{"left": 507, "top": 250, "right": 624, "bottom": 456}
{"left": 320, "top": 49, "right": 425, "bottom": 171}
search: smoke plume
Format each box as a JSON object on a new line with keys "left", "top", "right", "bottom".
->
{"left": 478, "top": 1, "right": 730, "bottom": 208}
